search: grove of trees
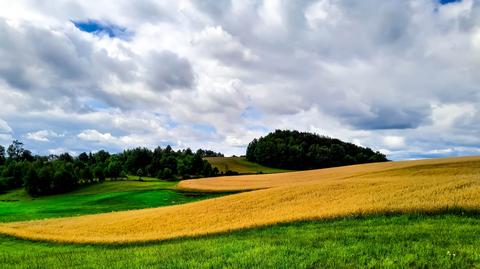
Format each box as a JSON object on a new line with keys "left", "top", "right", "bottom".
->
{"left": 246, "top": 130, "right": 388, "bottom": 170}
{"left": 0, "top": 140, "right": 221, "bottom": 196}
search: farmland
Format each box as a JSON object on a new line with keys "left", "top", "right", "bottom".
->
{"left": 204, "top": 156, "right": 291, "bottom": 174}
{"left": 0, "top": 156, "right": 479, "bottom": 244}
{"left": 1, "top": 214, "right": 479, "bottom": 268}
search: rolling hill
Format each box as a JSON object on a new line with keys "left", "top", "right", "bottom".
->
{"left": 0, "top": 156, "right": 479, "bottom": 244}
{"left": 0, "top": 179, "right": 222, "bottom": 223}
{"left": 204, "top": 156, "right": 291, "bottom": 174}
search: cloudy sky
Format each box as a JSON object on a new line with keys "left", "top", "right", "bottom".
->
{"left": 0, "top": 0, "right": 479, "bottom": 160}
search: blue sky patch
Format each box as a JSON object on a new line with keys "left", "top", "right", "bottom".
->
{"left": 73, "top": 20, "right": 132, "bottom": 40}
{"left": 438, "top": 0, "right": 462, "bottom": 5}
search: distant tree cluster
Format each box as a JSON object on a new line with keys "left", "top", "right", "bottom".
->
{"left": 0, "top": 141, "right": 220, "bottom": 196}
{"left": 195, "top": 149, "right": 224, "bottom": 158}
{"left": 246, "top": 130, "right": 388, "bottom": 170}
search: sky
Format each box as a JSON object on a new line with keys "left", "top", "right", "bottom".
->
{"left": 0, "top": 0, "right": 479, "bottom": 160}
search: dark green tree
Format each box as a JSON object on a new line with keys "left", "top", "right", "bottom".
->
{"left": 136, "top": 168, "right": 143, "bottom": 180}
{"left": 0, "top": 145, "right": 6, "bottom": 165}
{"left": 7, "top": 140, "right": 24, "bottom": 160}
{"left": 246, "top": 130, "right": 388, "bottom": 170}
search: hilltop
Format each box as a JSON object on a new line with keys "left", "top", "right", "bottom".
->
{"left": 204, "top": 156, "right": 291, "bottom": 174}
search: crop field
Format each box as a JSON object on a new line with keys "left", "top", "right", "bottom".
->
{"left": 204, "top": 156, "right": 291, "bottom": 174}
{"left": 0, "top": 156, "right": 479, "bottom": 244}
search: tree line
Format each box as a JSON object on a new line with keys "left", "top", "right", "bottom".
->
{"left": 246, "top": 130, "right": 388, "bottom": 170}
{"left": 0, "top": 140, "right": 222, "bottom": 196}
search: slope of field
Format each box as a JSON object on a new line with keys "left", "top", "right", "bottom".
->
{"left": 1, "top": 215, "right": 479, "bottom": 268}
{"left": 205, "top": 156, "right": 291, "bottom": 174}
{"left": 0, "top": 156, "right": 479, "bottom": 243}
{"left": 181, "top": 156, "right": 480, "bottom": 191}
{"left": 0, "top": 180, "right": 222, "bottom": 222}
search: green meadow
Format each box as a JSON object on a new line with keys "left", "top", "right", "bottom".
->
{"left": 0, "top": 179, "right": 222, "bottom": 222}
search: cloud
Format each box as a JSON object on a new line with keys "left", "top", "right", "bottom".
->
{"left": 0, "top": 119, "right": 12, "bottom": 133}
{"left": 192, "top": 26, "right": 258, "bottom": 64}
{"left": 338, "top": 104, "right": 432, "bottom": 130}
{"left": 382, "top": 136, "right": 406, "bottom": 150}
{"left": 77, "top": 129, "right": 163, "bottom": 150}
{"left": 26, "top": 130, "right": 62, "bottom": 142}
{"left": 0, "top": 1, "right": 479, "bottom": 159}
{"left": 78, "top": 129, "right": 115, "bottom": 143}
{"left": 144, "top": 51, "right": 194, "bottom": 91}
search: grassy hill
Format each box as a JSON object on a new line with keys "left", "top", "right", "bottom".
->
{"left": 1, "top": 156, "right": 479, "bottom": 243}
{"left": 204, "top": 156, "right": 291, "bottom": 174}
{"left": 0, "top": 179, "right": 223, "bottom": 223}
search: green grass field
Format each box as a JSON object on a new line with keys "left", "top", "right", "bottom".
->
{"left": 0, "top": 180, "right": 222, "bottom": 222}
{"left": 0, "top": 214, "right": 479, "bottom": 268}
{"left": 205, "top": 156, "right": 291, "bottom": 174}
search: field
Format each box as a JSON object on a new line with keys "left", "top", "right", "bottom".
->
{"left": 1, "top": 214, "right": 479, "bottom": 268}
{"left": 0, "top": 156, "right": 479, "bottom": 244}
{"left": 0, "top": 180, "right": 222, "bottom": 222}
{"left": 204, "top": 156, "right": 291, "bottom": 174}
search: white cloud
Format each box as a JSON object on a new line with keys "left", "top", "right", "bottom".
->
{"left": 0, "top": 119, "right": 12, "bottom": 133}
{"left": 77, "top": 129, "right": 115, "bottom": 143}
{"left": 0, "top": 133, "right": 13, "bottom": 146}
{"left": 0, "top": 1, "right": 479, "bottom": 159}
{"left": 77, "top": 129, "right": 160, "bottom": 149}
{"left": 26, "top": 130, "right": 62, "bottom": 142}
{"left": 305, "top": 0, "right": 342, "bottom": 28}
{"left": 192, "top": 26, "right": 258, "bottom": 63}
{"left": 259, "top": 0, "right": 284, "bottom": 27}
{"left": 382, "top": 136, "right": 406, "bottom": 150}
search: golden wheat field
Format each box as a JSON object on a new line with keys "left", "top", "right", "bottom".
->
{"left": 0, "top": 156, "right": 479, "bottom": 244}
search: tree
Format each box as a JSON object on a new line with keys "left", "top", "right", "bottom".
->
{"left": 52, "top": 163, "right": 77, "bottom": 193}
{"left": 78, "top": 152, "right": 89, "bottom": 163}
{"left": 93, "top": 165, "right": 105, "bottom": 182}
{"left": 136, "top": 168, "right": 143, "bottom": 180}
{"left": 23, "top": 165, "right": 40, "bottom": 195}
{"left": 94, "top": 150, "right": 110, "bottom": 164}
{"left": 0, "top": 145, "right": 5, "bottom": 165}
{"left": 21, "top": 150, "right": 34, "bottom": 162}
{"left": 246, "top": 130, "right": 388, "bottom": 170}
{"left": 7, "top": 140, "right": 24, "bottom": 160}
{"left": 162, "top": 167, "right": 173, "bottom": 180}
{"left": 106, "top": 160, "right": 122, "bottom": 179}
{"left": 37, "top": 165, "right": 54, "bottom": 195}
{"left": 58, "top": 153, "right": 73, "bottom": 162}
{"left": 81, "top": 168, "right": 94, "bottom": 183}
{"left": 0, "top": 139, "right": 221, "bottom": 196}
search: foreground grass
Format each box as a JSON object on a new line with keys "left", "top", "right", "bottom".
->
{"left": 0, "top": 214, "right": 479, "bottom": 268}
{"left": 0, "top": 180, "right": 222, "bottom": 222}
{"left": 205, "top": 156, "right": 291, "bottom": 174}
